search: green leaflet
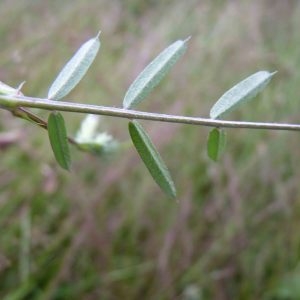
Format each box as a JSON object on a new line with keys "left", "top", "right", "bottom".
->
{"left": 128, "top": 120, "right": 176, "bottom": 199}
{"left": 207, "top": 128, "right": 226, "bottom": 162}
{"left": 123, "top": 38, "right": 189, "bottom": 109}
{"left": 48, "top": 111, "right": 71, "bottom": 170}
{"left": 48, "top": 32, "right": 100, "bottom": 100}
{"left": 210, "top": 71, "right": 276, "bottom": 119}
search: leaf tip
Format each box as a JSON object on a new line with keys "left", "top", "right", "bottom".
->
{"left": 61, "top": 163, "right": 71, "bottom": 171}
{"left": 17, "top": 81, "right": 26, "bottom": 93}
{"left": 270, "top": 70, "right": 278, "bottom": 77}
{"left": 184, "top": 36, "right": 192, "bottom": 43}
{"left": 169, "top": 186, "right": 177, "bottom": 199}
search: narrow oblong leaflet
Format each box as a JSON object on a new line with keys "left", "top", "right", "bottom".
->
{"left": 128, "top": 120, "right": 176, "bottom": 198}
{"left": 123, "top": 38, "right": 190, "bottom": 109}
{"left": 210, "top": 71, "right": 276, "bottom": 119}
{"left": 48, "top": 32, "right": 101, "bottom": 100}
{"left": 207, "top": 128, "right": 226, "bottom": 162}
{"left": 48, "top": 111, "right": 71, "bottom": 170}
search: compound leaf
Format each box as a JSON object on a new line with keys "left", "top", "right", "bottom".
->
{"left": 128, "top": 120, "right": 176, "bottom": 198}
{"left": 123, "top": 38, "right": 189, "bottom": 109}
{"left": 48, "top": 32, "right": 100, "bottom": 100}
{"left": 210, "top": 71, "right": 276, "bottom": 119}
{"left": 48, "top": 111, "right": 71, "bottom": 170}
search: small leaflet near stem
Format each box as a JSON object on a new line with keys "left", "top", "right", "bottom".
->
{"left": 207, "top": 128, "right": 226, "bottom": 161}
{"left": 47, "top": 111, "right": 71, "bottom": 170}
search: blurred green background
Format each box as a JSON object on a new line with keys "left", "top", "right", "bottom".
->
{"left": 1, "top": 0, "right": 300, "bottom": 299}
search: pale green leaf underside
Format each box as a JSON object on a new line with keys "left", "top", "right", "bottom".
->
{"left": 0, "top": 81, "right": 18, "bottom": 95}
{"left": 0, "top": 81, "right": 24, "bottom": 96}
{"left": 48, "top": 111, "right": 71, "bottom": 170}
{"left": 210, "top": 71, "right": 276, "bottom": 119}
{"left": 123, "top": 38, "right": 189, "bottom": 109}
{"left": 48, "top": 33, "right": 100, "bottom": 100}
{"left": 128, "top": 120, "right": 176, "bottom": 198}
{"left": 207, "top": 128, "right": 226, "bottom": 162}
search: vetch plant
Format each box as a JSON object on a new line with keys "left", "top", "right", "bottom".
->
{"left": 0, "top": 32, "right": 297, "bottom": 199}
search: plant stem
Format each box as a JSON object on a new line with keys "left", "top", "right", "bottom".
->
{"left": 12, "top": 107, "right": 48, "bottom": 129}
{"left": 10, "top": 106, "right": 78, "bottom": 145}
{"left": 1, "top": 94, "right": 300, "bottom": 131}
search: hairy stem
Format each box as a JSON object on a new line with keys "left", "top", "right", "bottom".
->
{"left": 1, "top": 94, "right": 300, "bottom": 131}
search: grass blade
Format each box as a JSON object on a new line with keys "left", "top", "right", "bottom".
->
{"left": 123, "top": 38, "right": 189, "bottom": 109}
{"left": 207, "top": 128, "right": 226, "bottom": 161}
{"left": 210, "top": 71, "right": 276, "bottom": 119}
{"left": 48, "top": 32, "right": 100, "bottom": 100}
{"left": 48, "top": 111, "right": 71, "bottom": 170}
{"left": 128, "top": 120, "right": 176, "bottom": 198}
